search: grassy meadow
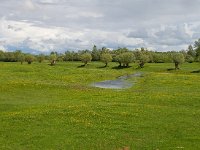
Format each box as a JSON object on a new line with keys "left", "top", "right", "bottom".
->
{"left": 0, "top": 61, "right": 200, "bottom": 149}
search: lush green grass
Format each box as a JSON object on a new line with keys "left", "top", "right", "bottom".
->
{"left": 0, "top": 61, "right": 200, "bottom": 150}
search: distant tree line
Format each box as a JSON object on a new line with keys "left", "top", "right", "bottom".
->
{"left": 0, "top": 39, "right": 200, "bottom": 69}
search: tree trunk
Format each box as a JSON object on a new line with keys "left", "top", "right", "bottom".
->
{"left": 118, "top": 62, "right": 121, "bottom": 67}
{"left": 175, "top": 62, "right": 179, "bottom": 70}
{"left": 139, "top": 62, "right": 144, "bottom": 68}
{"left": 105, "top": 62, "right": 108, "bottom": 67}
{"left": 51, "top": 60, "right": 56, "bottom": 66}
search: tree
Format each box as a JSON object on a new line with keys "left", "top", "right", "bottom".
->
{"left": 197, "top": 56, "right": 200, "bottom": 62}
{"left": 171, "top": 53, "right": 185, "bottom": 70}
{"left": 100, "top": 53, "right": 112, "bottom": 67}
{"left": 37, "top": 54, "right": 45, "bottom": 63}
{"left": 138, "top": 53, "right": 149, "bottom": 68}
{"left": 91, "top": 45, "right": 100, "bottom": 61}
{"left": 65, "top": 51, "right": 76, "bottom": 61}
{"left": 25, "top": 54, "right": 35, "bottom": 64}
{"left": 187, "top": 45, "right": 196, "bottom": 58}
{"left": 80, "top": 53, "right": 92, "bottom": 66}
{"left": 13, "top": 50, "right": 23, "bottom": 62}
{"left": 18, "top": 53, "right": 25, "bottom": 64}
{"left": 101, "top": 47, "right": 110, "bottom": 54}
{"left": 0, "top": 50, "right": 5, "bottom": 61}
{"left": 116, "top": 52, "right": 135, "bottom": 67}
{"left": 49, "top": 54, "right": 57, "bottom": 66}
{"left": 152, "top": 53, "right": 165, "bottom": 63}
{"left": 185, "top": 55, "right": 194, "bottom": 63}
{"left": 194, "top": 39, "right": 200, "bottom": 56}
{"left": 4, "top": 52, "right": 15, "bottom": 62}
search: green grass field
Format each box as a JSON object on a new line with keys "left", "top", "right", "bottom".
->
{"left": 0, "top": 62, "right": 200, "bottom": 150}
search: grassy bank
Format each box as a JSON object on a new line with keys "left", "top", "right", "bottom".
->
{"left": 0, "top": 62, "right": 200, "bottom": 149}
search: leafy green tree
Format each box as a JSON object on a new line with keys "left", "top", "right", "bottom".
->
{"left": 91, "top": 45, "right": 100, "bottom": 61}
{"left": 194, "top": 39, "right": 200, "bottom": 57}
{"left": 152, "top": 52, "right": 171, "bottom": 63}
{"left": 138, "top": 53, "right": 149, "bottom": 68}
{"left": 187, "top": 45, "right": 196, "bottom": 58}
{"left": 13, "top": 50, "right": 23, "bottom": 62}
{"left": 101, "top": 47, "right": 110, "bottom": 54}
{"left": 65, "top": 51, "right": 76, "bottom": 61}
{"left": 80, "top": 53, "right": 92, "bottom": 66}
{"left": 152, "top": 53, "right": 165, "bottom": 63}
{"left": 57, "top": 54, "right": 64, "bottom": 62}
{"left": 38, "top": 54, "right": 45, "bottom": 63}
{"left": 185, "top": 55, "right": 194, "bottom": 63}
{"left": 115, "top": 55, "right": 122, "bottom": 67}
{"left": 0, "top": 50, "right": 5, "bottom": 61}
{"left": 100, "top": 53, "right": 112, "bottom": 67}
{"left": 116, "top": 52, "right": 135, "bottom": 67}
{"left": 197, "top": 56, "right": 200, "bottom": 62}
{"left": 4, "top": 52, "right": 15, "bottom": 62}
{"left": 49, "top": 54, "right": 57, "bottom": 66}
{"left": 25, "top": 54, "right": 35, "bottom": 64}
{"left": 18, "top": 53, "right": 25, "bottom": 64}
{"left": 171, "top": 53, "right": 185, "bottom": 70}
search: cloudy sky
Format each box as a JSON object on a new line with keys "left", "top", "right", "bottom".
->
{"left": 0, "top": 0, "right": 200, "bottom": 53}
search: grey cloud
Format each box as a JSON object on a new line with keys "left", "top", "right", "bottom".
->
{"left": 7, "top": 25, "right": 22, "bottom": 31}
{"left": 152, "top": 24, "right": 195, "bottom": 46}
{"left": 1, "top": 0, "right": 200, "bottom": 52}
{"left": 127, "top": 29, "right": 149, "bottom": 39}
{"left": 193, "top": 33, "right": 200, "bottom": 39}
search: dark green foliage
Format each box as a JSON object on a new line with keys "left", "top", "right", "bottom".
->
{"left": 185, "top": 55, "right": 194, "bottom": 63}
{"left": 0, "top": 50, "right": 5, "bottom": 61}
{"left": 91, "top": 45, "right": 101, "bottom": 61}
{"left": 65, "top": 51, "right": 78, "bottom": 61}
{"left": 197, "top": 56, "right": 200, "bottom": 62}
{"left": 187, "top": 45, "right": 196, "bottom": 57}
{"left": 194, "top": 39, "right": 200, "bottom": 57}
{"left": 152, "top": 52, "right": 171, "bottom": 63}
{"left": 4, "top": 52, "right": 15, "bottom": 62}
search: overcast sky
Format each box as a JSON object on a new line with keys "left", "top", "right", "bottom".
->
{"left": 0, "top": 0, "right": 200, "bottom": 53}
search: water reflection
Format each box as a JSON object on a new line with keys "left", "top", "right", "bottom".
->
{"left": 92, "top": 72, "right": 142, "bottom": 89}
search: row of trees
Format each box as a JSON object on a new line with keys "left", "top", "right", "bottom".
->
{"left": 0, "top": 39, "right": 200, "bottom": 69}
{"left": 0, "top": 51, "right": 58, "bottom": 65}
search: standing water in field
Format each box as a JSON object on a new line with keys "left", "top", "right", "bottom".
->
{"left": 91, "top": 72, "right": 142, "bottom": 89}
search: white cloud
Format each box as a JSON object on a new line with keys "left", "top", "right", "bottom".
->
{"left": 0, "top": 45, "right": 7, "bottom": 51}
{"left": 1, "top": 0, "right": 200, "bottom": 52}
{"left": 24, "top": 0, "right": 37, "bottom": 11}
{"left": 0, "top": 18, "right": 144, "bottom": 52}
